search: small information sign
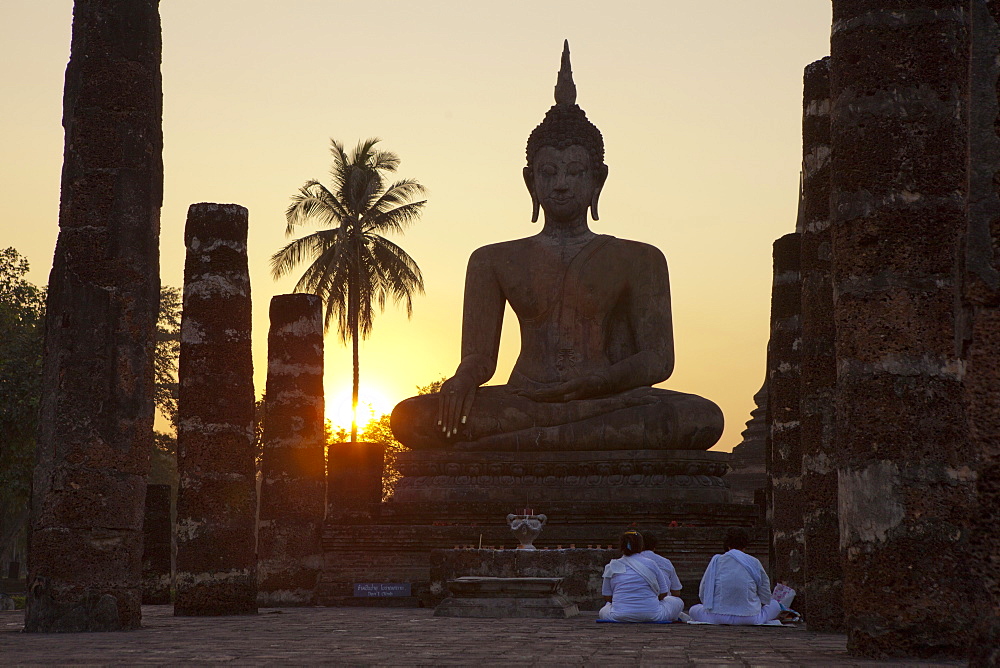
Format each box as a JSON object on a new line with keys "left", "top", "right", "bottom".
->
{"left": 353, "top": 583, "right": 412, "bottom": 598}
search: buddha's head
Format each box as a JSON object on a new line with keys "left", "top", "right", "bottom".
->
{"left": 524, "top": 41, "right": 608, "bottom": 223}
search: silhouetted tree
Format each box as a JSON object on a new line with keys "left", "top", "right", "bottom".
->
{"left": 0, "top": 248, "right": 44, "bottom": 568}
{"left": 271, "top": 138, "right": 426, "bottom": 442}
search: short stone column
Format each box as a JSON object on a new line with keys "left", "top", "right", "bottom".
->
{"left": 174, "top": 203, "right": 257, "bottom": 616}
{"left": 258, "top": 294, "right": 326, "bottom": 606}
{"left": 765, "top": 233, "right": 803, "bottom": 608}
{"left": 830, "top": 2, "right": 974, "bottom": 657}
{"left": 141, "top": 484, "right": 172, "bottom": 605}
{"left": 798, "top": 57, "right": 842, "bottom": 633}
{"left": 25, "top": 0, "right": 162, "bottom": 633}
{"left": 965, "top": 2, "right": 1000, "bottom": 662}
{"left": 327, "top": 442, "right": 384, "bottom": 522}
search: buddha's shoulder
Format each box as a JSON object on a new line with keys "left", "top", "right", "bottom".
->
{"left": 467, "top": 237, "right": 540, "bottom": 261}
{"left": 599, "top": 236, "right": 668, "bottom": 262}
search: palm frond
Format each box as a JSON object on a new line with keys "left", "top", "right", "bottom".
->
{"left": 364, "top": 200, "right": 427, "bottom": 236}
{"left": 269, "top": 231, "right": 334, "bottom": 280}
{"left": 369, "top": 179, "right": 427, "bottom": 215}
{"left": 286, "top": 181, "right": 349, "bottom": 234}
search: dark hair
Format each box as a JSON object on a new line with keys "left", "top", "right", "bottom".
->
{"left": 723, "top": 528, "right": 750, "bottom": 552}
{"left": 641, "top": 533, "right": 658, "bottom": 552}
{"left": 526, "top": 103, "right": 605, "bottom": 172}
{"left": 620, "top": 531, "right": 644, "bottom": 556}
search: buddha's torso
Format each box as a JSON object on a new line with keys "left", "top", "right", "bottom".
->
{"left": 480, "top": 233, "right": 644, "bottom": 388}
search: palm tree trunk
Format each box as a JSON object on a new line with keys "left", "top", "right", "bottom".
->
{"left": 350, "top": 228, "right": 360, "bottom": 444}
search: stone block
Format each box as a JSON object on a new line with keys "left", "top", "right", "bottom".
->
{"left": 434, "top": 577, "right": 579, "bottom": 618}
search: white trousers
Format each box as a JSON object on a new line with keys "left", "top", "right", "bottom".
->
{"left": 688, "top": 599, "right": 782, "bottom": 625}
{"left": 598, "top": 596, "right": 684, "bottom": 622}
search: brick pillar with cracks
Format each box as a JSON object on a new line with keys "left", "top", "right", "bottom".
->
{"left": 798, "top": 57, "right": 843, "bottom": 633}
{"left": 765, "top": 233, "right": 803, "bottom": 610}
{"left": 25, "top": 0, "right": 162, "bottom": 633}
{"left": 257, "top": 294, "right": 326, "bottom": 606}
{"left": 174, "top": 203, "right": 257, "bottom": 616}
{"left": 966, "top": 2, "right": 1000, "bottom": 663}
{"left": 830, "top": 1, "right": 974, "bottom": 657}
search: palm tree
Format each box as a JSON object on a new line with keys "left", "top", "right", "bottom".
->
{"left": 271, "top": 138, "right": 426, "bottom": 442}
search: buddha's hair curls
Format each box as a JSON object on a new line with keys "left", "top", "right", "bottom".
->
{"left": 526, "top": 105, "right": 604, "bottom": 169}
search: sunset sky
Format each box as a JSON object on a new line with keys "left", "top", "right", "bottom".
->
{"left": 1, "top": 1, "right": 832, "bottom": 448}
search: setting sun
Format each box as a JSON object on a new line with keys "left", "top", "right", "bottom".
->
{"left": 325, "top": 384, "right": 396, "bottom": 434}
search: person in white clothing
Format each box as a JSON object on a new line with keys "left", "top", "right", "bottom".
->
{"left": 599, "top": 531, "right": 684, "bottom": 622}
{"left": 688, "top": 528, "right": 781, "bottom": 625}
{"left": 638, "top": 533, "right": 682, "bottom": 596}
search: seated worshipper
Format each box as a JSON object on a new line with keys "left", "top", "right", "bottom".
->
{"left": 688, "top": 528, "right": 781, "bottom": 625}
{"left": 599, "top": 531, "right": 684, "bottom": 622}
{"left": 639, "top": 533, "right": 682, "bottom": 596}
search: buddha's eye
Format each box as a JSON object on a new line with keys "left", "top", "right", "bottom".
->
{"left": 567, "top": 163, "right": 586, "bottom": 176}
{"left": 540, "top": 165, "right": 557, "bottom": 176}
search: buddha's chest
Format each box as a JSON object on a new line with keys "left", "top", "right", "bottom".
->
{"left": 494, "top": 251, "right": 625, "bottom": 324}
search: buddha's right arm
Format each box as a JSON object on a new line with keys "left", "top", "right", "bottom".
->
{"left": 439, "top": 248, "right": 505, "bottom": 434}
{"left": 454, "top": 248, "right": 504, "bottom": 386}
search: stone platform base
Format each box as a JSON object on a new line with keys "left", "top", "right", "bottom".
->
{"left": 316, "top": 448, "right": 761, "bottom": 609}
{"left": 434, "top": 577, "right": 579, "bottom": 618}
{"left": 393, "top": 449, "right": 732, "bottom": 504}
{"left": 316, "top": 523, "right": 767, "bottom": 609}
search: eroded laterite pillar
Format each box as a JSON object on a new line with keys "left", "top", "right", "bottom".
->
{"left": 830, "top": 1, "right": 974, "bottom": 657}
{"left": 25, "top": 0, "right": 162, "bottom": 632}
{"left": 966, "top": 2, "right": 1000, "bottom": 663}
{"left": 175, "top": 203, "right": 257, "bottom": 616}
{"left": 798, "top": 57, "right": 842, "bottom": 633}
{"left": 258, "top": 294, "right": 326, "bottom": 606}
{"left": 765, "top": 232, "right": 803, "bottom": 607}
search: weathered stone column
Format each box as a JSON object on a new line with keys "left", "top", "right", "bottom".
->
{"left": 258, "top": 294, "right": 326, "bottom": 606}
{"left": 966, "top": 2, "right": 1000, "bottom": 663}
{"left": 765, "top": 233, "right": 803, "bottom": 608}
{"left": 830, "top": 1, "right": 974, "bottom": 657}
{"left": 798, "top": 57, "right": 842, "bottom": 633}
{"left": 327, "top": 442, "right": 384, "bottom": 522}
{"left": 174, "top": 203, "right": 257, "bottom": 616}
{"left": 25, "top": 0, "right": 162, "bottom": 633}
{"left": 141, "top": 484, "right": 171, "bottom": 605}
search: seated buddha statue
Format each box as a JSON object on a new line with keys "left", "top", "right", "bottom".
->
{"left": 391, "top": 42, "right": 724, "bottom": 452}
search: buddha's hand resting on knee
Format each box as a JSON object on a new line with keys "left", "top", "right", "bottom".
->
{"left": 437, "top": 373, "right": 478, "bottom": 437}
{"left": 516, "top": 375, "right": 609, "bottom": 402}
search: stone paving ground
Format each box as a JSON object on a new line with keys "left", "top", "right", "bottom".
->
{"left": 0, "top": 606, "right": 964, "bottom": 666}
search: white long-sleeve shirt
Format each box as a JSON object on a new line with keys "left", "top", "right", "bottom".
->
{"left": 698, "top": 551, "right": 771, "bottom": 616}
{"left": 638, "top": 550, "right": 682, "bottom": 590}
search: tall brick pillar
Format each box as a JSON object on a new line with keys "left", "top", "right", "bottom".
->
{"left": 798, "top": 57, "right": 842, "bottom": 633}
{"left": 258, "top": 294, "right": 326, "bottom": 606}
{"left": 830, "top": 2, "right": 974, "bottom": 657}
{"left": 25, "top": 0, "right": 162, "bottom": 633}
{"left": 174, "top": 203, "right": 257, "bottom": 616}
{"left": 765, "top": 232, "right": 803, "bottom": 608}
{"left": 966, "top": 2, "right": 1000, "bottom": 663}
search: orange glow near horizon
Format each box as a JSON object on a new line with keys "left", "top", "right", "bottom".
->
{"left": 325, "top": 384, "right": 394, "bottom": 434}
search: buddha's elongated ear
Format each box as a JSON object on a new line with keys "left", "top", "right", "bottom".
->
{"left": 590, "top": 163, "right": 609, "bottom": 221}
{"left": 524, "top": 166, "right": 540, "bottom": 223}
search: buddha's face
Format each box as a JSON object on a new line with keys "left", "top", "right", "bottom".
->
{"left": 527, "top": 145, "right": 605, "bottom": 224}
